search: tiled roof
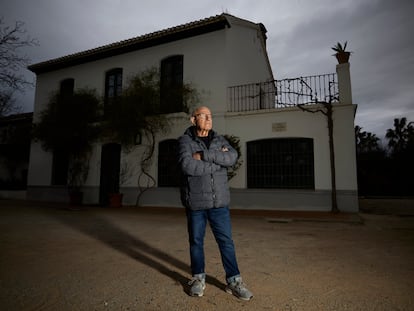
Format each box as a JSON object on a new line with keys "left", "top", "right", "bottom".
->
{"left": 28, "top": 14, "right": 244, "bottom": 74}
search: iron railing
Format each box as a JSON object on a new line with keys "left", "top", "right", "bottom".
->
{"left": 227, "top": 73, "right": 338, "bottom": 112}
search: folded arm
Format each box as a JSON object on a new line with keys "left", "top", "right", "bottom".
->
{"left": 201, "top": 139, "right": 238, "bottom": 167}
{"left": 178, "top": 136, "right": 221, "bottom": 176}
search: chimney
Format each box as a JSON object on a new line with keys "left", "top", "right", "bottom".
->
{"left": 336, "top": 62, "right": 353, "bottom": 105}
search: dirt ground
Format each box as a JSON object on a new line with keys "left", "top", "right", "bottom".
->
{"left": 0, "top": 199, "right": 413, "bottom": 311}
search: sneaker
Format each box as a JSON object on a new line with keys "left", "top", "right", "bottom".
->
{"left": 225, "top": 276, "right": 253, "bottom": 301}
{"left": 188, "top": 274, "right": 206, "bottom": 297}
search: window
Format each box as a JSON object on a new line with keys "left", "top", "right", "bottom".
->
{"left": 247, "top": 138, "right": 314, "bottom": 189}
{"left": 158, "top": 139, "right": 180, "bottom": 187}
{"left": 52, "top": 148, "right": 69, "bottom": 185}
{"left": 60, "top": 78, "right": 74, "bottom": 100}
{"left": 99, "top": 143, "right": 121, "bottom": 205}
{"left": 104, "top": 68, "right": 123, "bottom": 114}
{"left": 160, "top": 55, "right": 184, "bottom": 114}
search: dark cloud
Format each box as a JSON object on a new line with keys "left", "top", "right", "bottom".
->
{"left": 2, "top": 0, "right": 413, "bottom": 137}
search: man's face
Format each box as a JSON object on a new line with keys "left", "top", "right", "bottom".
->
{"left": 193, "top": 107, "right": 212, "bottom": 132}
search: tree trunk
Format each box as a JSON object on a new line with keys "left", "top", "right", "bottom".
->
{"left": 327, "top": 104, "right": 339, "bottom": 213}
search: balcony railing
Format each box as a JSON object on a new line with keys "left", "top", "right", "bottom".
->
{"left": 227, "top": 73, "right": 338, "bottom": 112}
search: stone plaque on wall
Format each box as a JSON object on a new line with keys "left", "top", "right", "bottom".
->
{"left": 272, "top": 122, "right": 287, "bottom": 132}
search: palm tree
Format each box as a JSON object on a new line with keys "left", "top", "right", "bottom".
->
{"left": 355, "top": 125, "right": 382, "bottom": 154}
{"left": 385, "top": 117, "right": 414, "bottom": 195}
{"left": 386, "top": 117, "right": 413, "bottom": 156}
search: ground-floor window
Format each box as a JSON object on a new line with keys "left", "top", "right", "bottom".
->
{"left": 52, "top": 149, "right": 69, "bottom": 185}
{"left": 158, "top": 139, "right": 180, "bottom": 187}
{"left": 247, "top": 138, "right": 314, "bottom": 189}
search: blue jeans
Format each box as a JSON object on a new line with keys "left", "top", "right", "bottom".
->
{"left": 186, "top": 206, "right": 240, "bottom": 281}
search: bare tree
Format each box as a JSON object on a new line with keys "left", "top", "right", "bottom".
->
{"left": 275, "top": 73, "right": 340, "bottom": 212}
{"left": 0, "top": 18, "right": 38, "bottom": 116}
{"left": 298, "top": 99, "right": 339, "bottom": 213}
{"left": 103, "top": 67, "right": 200, "bottom": 206}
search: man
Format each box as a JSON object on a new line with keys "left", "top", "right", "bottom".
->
{"left": 178, "top": 106, "right": 253, "bottom": 301}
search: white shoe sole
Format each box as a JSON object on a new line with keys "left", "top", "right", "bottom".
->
{"left": 225, "top": 287, "right": 253, "bottom": 301}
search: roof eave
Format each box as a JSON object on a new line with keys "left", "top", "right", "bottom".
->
{"left": 28, "top": 16, "right": 231, "bottom": 74}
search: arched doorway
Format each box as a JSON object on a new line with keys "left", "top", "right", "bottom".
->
{"left": 158, "top": 139, "right": 180, "bottom": 187}
{"left": 99, "top": 143, "right": 121, "bottom": 206}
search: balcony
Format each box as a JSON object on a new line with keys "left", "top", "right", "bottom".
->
{"left": 227, "top": 73, "right": 339, "bottom": 113}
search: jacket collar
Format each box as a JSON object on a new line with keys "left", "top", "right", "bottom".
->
{"left": 185, "top": 126, "right": 216, "bottom": 140}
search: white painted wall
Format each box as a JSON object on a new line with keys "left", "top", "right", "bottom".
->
{"left": 224, "top": 103, "right": 357, "bottom": 191}
{"left": 28, "top": 19, "right": 273, "bottom": 189}
{"left": 26, "top": 15, "right": 358, "bottom": 211}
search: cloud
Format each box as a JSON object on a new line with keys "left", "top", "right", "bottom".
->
{"left": 2, "top": 0, "right": 413, "bottom": 137}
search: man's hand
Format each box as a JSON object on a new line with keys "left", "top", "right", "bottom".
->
{"left": 192, "top": 152, "right": 202, "bottom": 160}
{"left": 221, "top": 147, "right": 229, "bottom": 152}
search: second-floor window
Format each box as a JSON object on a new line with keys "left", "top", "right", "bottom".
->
{"left": 60, "top": 78, "right": 74, "bottom": 100}
{"left": 160, "top": 55, "right": 183, "bottom": 114}
{"left": 105, "top": 68, "right": 123, "bottom": 114}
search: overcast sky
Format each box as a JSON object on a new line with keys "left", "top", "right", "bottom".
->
{"left": 2, "top": 0, "right": 413, "bottom": 139}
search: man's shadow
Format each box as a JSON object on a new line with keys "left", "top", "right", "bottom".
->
{"left": 48, "top": 206, "right": 225, "bottom": 294}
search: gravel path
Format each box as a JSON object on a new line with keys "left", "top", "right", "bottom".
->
{"left": 0, "top": 199, "right": 413, "bottom": 310}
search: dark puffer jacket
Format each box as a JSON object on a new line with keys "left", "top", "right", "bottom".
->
{"left": 178, "top": 126, "right": 237, "bottom": 210}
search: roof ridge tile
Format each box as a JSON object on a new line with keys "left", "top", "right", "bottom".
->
{"left": 28, "top": 13, "right": 233, "bottom": 74}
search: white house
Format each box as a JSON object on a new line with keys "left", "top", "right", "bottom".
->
{"left": 27, "top": 13, "right": 358, "bottom": 212}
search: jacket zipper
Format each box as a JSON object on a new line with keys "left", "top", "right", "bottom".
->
{"left": 211, "top": 174, "right": 216, "bottom": 205}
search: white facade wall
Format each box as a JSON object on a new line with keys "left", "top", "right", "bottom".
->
{"left": 27, "top": 15, "right": 358, "bottom": 212}
{"left": 225, "top": 103, "right": 358, "bottom": 191}
{"left": 27, "top": 19, "right": 274, "bottom": 196}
